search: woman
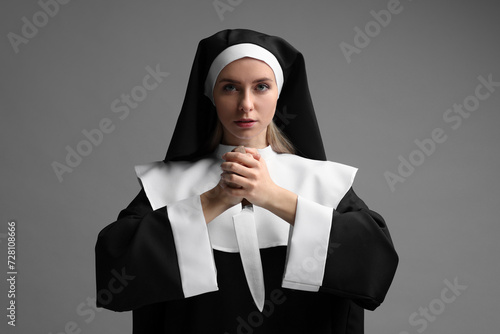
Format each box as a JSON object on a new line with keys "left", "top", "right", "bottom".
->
{"left": 95, "top": 29, "right": 398, "bottom": 333}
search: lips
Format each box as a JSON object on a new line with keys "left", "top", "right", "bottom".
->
{"left": 234, "top": 119, "right": 257, "bottom": 128}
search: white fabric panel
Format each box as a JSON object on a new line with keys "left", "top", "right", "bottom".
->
{"left": 282, "top": 196, "right": 333, "bottom": 290}
{"left": 166, "top": 195, "right": 218, "bottom": 298}
{"left": 281, "top": 281, "right": 320, "bottom": 292}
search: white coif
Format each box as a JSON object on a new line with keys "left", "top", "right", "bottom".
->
{"left": 204, "top": 43, "right": 284, "bottom": 104}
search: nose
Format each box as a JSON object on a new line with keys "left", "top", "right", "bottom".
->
{"left": 238, "top": 89, "right": 254, "bottom": 112}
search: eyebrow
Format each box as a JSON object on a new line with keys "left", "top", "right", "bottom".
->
{"left": 217, "top": 77, "right": 274, "bottom": 84}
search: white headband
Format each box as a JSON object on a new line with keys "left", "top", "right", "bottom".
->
{"left": 204, "top": 43, "right": 284, "bottom": 104}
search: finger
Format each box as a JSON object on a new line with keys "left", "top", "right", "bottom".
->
{"left": 232, "top": 145, "right": 246, "bottom": 154}
{"left": 242, "top": 148, "right": 266, "bottom": 168}
{"left": 233, "top": 145, "right": 258, "bottom": 159}
{"left": 221, "top": 171, "right": 251, "bottom": 189}
{"left": 220, "top": 162, "right": 250, "bottom": 177}
{"left": 244, "top": 147, "right": 261, "bottom": 160}
{"left": 218, "top": 182, "right": 245, "bottom": 202}
{"left": 220, "top": 172, "right": 242, "bottom": 189}
{"left": 220, "top": 183, "right": 247, "bottom": 197}
{"left": 219, "top": 179, "right": 241, "bottom": 190}
{"left": 222, "top": 152, "right": 259, "bottom": 167}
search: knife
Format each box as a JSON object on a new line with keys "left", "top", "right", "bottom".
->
{"left": 227, "top": 146, "right": 265, "bottom": 311}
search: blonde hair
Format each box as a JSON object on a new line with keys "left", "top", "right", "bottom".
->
{"left": 209, "top": 119, "right": 295, "bottom": 154}
{"left": 266, "top": 120, "right": 295, "bottom": 154}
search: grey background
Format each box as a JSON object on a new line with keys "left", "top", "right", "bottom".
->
{"left": 1, "top": 0, "right": 499, "bottom": 333}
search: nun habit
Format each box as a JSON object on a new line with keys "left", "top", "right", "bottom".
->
{"left": 95, "top": 29, "right": 398, "bottom": 334}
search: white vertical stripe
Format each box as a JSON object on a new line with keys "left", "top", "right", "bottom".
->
{"left": 282, "top": 196, "right": 333, "bottom": 290}
{"left": 167, "top": 195, "right": 218, "bottom": 297}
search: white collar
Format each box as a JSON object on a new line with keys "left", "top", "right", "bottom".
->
{"left": 135, "top": 145, "right": 357, "bottom": 252}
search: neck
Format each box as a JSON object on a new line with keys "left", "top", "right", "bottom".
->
{"left": 221, "top": 135, "right": 268, "bottom": 149}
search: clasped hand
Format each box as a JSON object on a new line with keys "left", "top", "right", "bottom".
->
{"left": 219, "top": 147, "right": 277, "bottom": 208}
{"left": 201, "top": 147, "right": 297, "bottom": 225}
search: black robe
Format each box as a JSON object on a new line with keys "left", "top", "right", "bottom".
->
{"left": 95, "top": 187, "right": 398, "bottom": 333}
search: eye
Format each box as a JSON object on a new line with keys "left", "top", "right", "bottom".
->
{"left": 256, "top": 83, "right": 270, "bottom": 92}
{"left": 223, "top": 84, "right": 237, "bottom": 92}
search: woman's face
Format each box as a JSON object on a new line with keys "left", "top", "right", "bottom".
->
{"left": 213, "top": 57, "right": 279, "bottom": 148}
